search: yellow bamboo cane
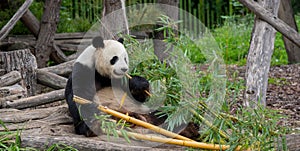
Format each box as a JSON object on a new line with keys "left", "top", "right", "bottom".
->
{"left": 119, "top": 130, "right": 230, "bottom": 149}
{"left": 73, "top": 95, "right": 192, "bottom": 141}
{"left": 116, "top": 131, "right": 247, "bottom": 151}
{"left": 73, "top": 96, "right": 249, "bottom": 150}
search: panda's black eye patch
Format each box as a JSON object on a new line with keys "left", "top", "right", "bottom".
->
{"left": 110, "top": 56, "right": 119, "bottom": 65}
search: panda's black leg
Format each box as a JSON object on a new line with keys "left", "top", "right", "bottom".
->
{"left": 65, "top": 77, "right": 96, "bottom": 137}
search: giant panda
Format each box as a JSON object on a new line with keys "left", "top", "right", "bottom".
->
{"left": 65, "top": 36, "right": 151, "bottom": 137}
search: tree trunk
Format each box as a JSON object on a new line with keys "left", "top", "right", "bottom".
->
{"left": 102, "top": 0, "right": 129, "bottom": 37}
{"left": 153, "top": 0, "right": 179, "bottom": 62}
{"left": 0, "top": 49, "right": 37, "bottom": 96}
{"left": 278, "top": 0, "right": 300, "bottom": 64}
{"left": 244, "top": 0, "right": 280, "bottom": 107}
{"left": 238, "top": 0, "right": 300, "bottom": 47}
{"left": 35, "top": 0, "right": 62, "bottom": 67}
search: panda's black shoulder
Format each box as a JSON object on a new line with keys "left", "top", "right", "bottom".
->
{"left": 94, "top": 71, "right": 112, "bottom": 90}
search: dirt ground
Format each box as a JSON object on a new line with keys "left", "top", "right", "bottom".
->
{"left": 227, "top": 64, "right": 300, "bottom": 129}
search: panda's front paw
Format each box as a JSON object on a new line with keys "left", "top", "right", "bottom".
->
{"left": 129, "top": 76, "right": 150, "bottom": 103}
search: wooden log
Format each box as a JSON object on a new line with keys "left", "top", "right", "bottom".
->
{"left": 0, "top": 105, "right": 68, "bottom": 123}
{"left": 0, "top": 71, "right": 22, "bottom": 87}
{"left": 244, "top": 0, "right": 280, "bottom": 107}
{"left": 0, "top": 106, "right": 72, "bottom": 131}
{"left": 3, "top": 89, "right": 65, "bottom": 109}
{"left": 7, "top": 32, "right": 90, "bottom": 41}
{"left": 0, "top": 108, "right": 52, "bottom": 123}
{"left": 0, "top": 94, "right": 24, "bottom": 107}
{"left": 0, "top": 0, "right": 33, "bottom": 41}
{"left": 0, "top": 49, "right": 37, "bottom": 96}
{"left": 36, "top": 69, "right": 67, "bottom": 89}
{"left": 237, "top": 0, "right": 300, "bottom": 47}
{"left": 20, "top": 134, "right": 174, "bottom": 151}
{"left": 39, "top": 60, "right": 75, "bottom": 76}
{"left": 0, "top": 84, "right": 25, "bottom": 97}
{"left": 20, "top": 10, "right": 40, "bottom": 38}
{"left": 54, "top": 32, "right": 92, "bottom": 40}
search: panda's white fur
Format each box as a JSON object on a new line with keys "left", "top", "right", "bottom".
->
{"left": 91, "top": 39, "right": 150, "bottom": 113}
{"left": 66, "top": 36, "right": 151, "bottom": 136}
{"left": 94, "top": 40, "right": 129, "bottom": 79}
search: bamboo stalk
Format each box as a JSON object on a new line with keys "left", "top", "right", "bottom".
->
{"left": 117, "top": 131, "right": 246, "bottom": 151}
{"left": 74, "top": 96, "right": 248, "bottom": 150}
{"left": 73, "top": 95, "right": 192, "bottom": 141}
{"left": 120, "top": 131, "right": 228, "bottom": 149}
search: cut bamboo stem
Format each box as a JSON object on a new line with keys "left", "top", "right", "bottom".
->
{"left": 73, "top": 95, "right": 192, "bottom": 141}
{"left": 73, "top": 96, "right": 248, "bottom": 151}
{"left": 117, "top": 131, "right": 241, "bottom": 150}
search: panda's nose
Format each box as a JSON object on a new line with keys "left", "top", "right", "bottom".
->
{"left": 121, "top": 68, "right": 128, "bottom": 72}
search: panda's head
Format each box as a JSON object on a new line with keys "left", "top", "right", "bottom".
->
{"left": 93, "top": 36, "right": 129, "bottom": 79}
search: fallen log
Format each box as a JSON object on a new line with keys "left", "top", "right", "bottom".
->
{"left": 20, "top": 134, "right": 175, "bottom": 151}
{"left": 39, "top": 60, "right": 75, "bottom": 77}
{"left": 0, "top": 71, "right": 22, "bottom": 87}
{"left": 0, "top": 0, "right": 33, "bottom": 40}
{"left": 0, "top": 105, "right": 72, "bottom": 131}
{"left": 0, "top": 105, "right": 69, "bottom": 124}
{"left": 0, "top": 84, "right": 25, "bottom": 97}
{"left": 36, "top": 69, "right": 67, "bottom": 89}
{"left": 0, "top": 94, "right": 24, "bottom": 107}
{"left": 3, "top": 89, "right": 65, "bottom": 109}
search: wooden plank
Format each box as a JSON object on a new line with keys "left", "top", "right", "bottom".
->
{"left": 0, "top": 0, "right": 34, "bottom": 41}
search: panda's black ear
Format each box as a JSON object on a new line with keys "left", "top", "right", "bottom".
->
{"left": 92, "top": 36, "right": 104, "bottom": 48}
{"left": 117, "top": 38, "right": 124, "bottom": 44}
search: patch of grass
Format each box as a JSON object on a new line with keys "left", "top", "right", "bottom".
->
{"left": 213, "top": 15, "right": 253, "bottom": 65}
{"left": 212, "top": 14, "right": 300, "bottom": 66}
{"left": 268, "top": 77, "right": 289, "bottom": 86}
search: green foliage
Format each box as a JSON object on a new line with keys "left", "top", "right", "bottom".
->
{"left": 213, "top": 15, "right": 253, "bottom": 65}
{"left": 212, "top": 14, "right": 298, "bottom": 66}
{"left": 268, "top": 77, "right": 289, "bottom": 86}
{"left": 95, "top": 114, "right": 131, "bottom": 143}
{"left": 123, "top": 15, "right": 290, "bottom": 150}
{"left": 0, "top": 1, "right": 93, "bottom": 35}
{"left": 45, "top": 144, "right": 78, "bottom": 151}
